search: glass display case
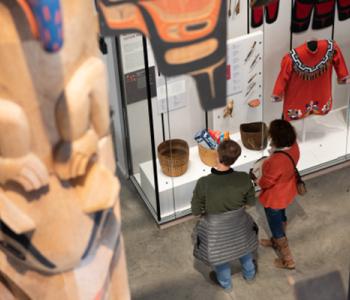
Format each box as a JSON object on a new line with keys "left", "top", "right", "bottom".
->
{"left": 111, "top": 0, "right": 350, "bottom": 224}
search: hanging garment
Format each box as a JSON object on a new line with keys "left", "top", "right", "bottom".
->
{"left": 251, "top": 0, "right": 277, "bottom": 6}
{"left": 272, "top": 40, "right": 349, "bottom": 121}
{"left": 251, "top": 0, "right": 279, "bottom": 28}
{"left": 338, "top": 0, "right": 350, "bottom": 20}
{"left": 292, "top": 0, "right": 350, "bottom": 33}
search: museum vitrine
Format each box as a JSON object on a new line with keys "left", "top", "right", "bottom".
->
{"left": 110, "top": 0, "right": 350, "bottom": 224}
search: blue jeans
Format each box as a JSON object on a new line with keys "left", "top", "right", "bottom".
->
{"left": 214, "top": 253, "right": 256, "bottom": 290}
{"left": 264, "top": 208, "right": 287, "bottom": 239}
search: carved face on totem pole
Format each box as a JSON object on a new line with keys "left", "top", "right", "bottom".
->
{"left": 0, "top": 0, "right": 121, "bottom": 276}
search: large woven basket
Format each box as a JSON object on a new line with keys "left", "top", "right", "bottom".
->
{"left": 157, "top": 139, "right": 189, "bottom": 177}
{"left": 240, "top": 122, "right": 268, "bottom": 151}
{"left": 198, "top": 144, "right": 218, "bottom": 167}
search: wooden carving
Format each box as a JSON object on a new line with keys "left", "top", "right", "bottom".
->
{"left": 0, "top": 0, "right": 130, "bottom": 299}
{"left": 96, "top": 0, "right": 227, "bottom": 111}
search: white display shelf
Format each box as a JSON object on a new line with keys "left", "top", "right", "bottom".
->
{"left": 137, "top": 108, "right": 350, "bottom": 221}
{"left": 139, "top": 132, "right": 263, "bottom": 219}
{"left": 134, "top": 173, "right": 141, "bottom": 185}
{"left": 295, "top": 107, "right": 349, "bottom": 172}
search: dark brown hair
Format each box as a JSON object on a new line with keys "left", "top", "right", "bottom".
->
{"left": 217, "top": 140, "right": 242, "bottom": 166}
{"left": 269, "top": 119, "right": 297, "bottom": 148}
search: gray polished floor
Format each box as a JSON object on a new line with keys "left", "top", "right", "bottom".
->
{"left": 120, "top": 166, "right": 350, "bottom": 300}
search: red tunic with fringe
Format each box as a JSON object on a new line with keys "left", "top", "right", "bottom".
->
{"left": 272, "top": 40, "right": 349, "bottom": 121}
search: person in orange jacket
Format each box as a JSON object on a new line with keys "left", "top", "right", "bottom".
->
{"left": 257, "top": 119, "right": 300, "bottom": 269}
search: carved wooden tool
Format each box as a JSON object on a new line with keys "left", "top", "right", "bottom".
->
{"left": 244, "top": 41, "right": 257, "bottom": 63}
{"left": 235, "top": 0, "right": 240, "bottom": 14}
{"left": 223, "top": 99, "right": 234, "bottom": 118}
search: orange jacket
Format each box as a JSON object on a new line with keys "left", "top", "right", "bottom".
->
{"left": 258, "top": 143, "right": 300, "bottom": 209}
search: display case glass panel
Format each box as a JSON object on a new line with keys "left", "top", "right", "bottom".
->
{"left": 114, "top": 0, "right": 350, "bottom": 224}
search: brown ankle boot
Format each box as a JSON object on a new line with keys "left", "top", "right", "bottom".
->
{"left": 260, "top": 237, "right": 278, "bottom": 249}
{"left": 273, "top": 237, "right": 295, "bottom": 269}
{"left": 261, "top": 223, "right": 288, "bottom": 248}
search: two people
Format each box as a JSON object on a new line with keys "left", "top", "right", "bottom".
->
{"left": 191, "top": 119, "right": 300, "bottom": 291}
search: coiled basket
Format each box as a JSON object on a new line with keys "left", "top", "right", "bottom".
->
{"left": 240, "top": 122, "right": 268, "bottom": 151}
{"left": 157, "top": 139, "right": 189, "bottom": 177}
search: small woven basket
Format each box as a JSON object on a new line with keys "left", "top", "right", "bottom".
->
{"left": 157, "top": 139, "right": 189, "bottom": 177}
{"left": 198, "top": 144, "right": 218, "bottom": 167}
{"left": 240, "top": 122, "right": 268, "bottom": 151}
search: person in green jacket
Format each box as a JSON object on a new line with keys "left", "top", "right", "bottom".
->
{"left": 191, "top": 140, "right": 257, "bottom": 292}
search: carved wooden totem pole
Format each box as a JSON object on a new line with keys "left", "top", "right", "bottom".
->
{"left": 0, "top": 0, "right": 130, "bottom": 299}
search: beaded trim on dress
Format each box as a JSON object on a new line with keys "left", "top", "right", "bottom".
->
{"left": 289, "top": 40, "right": 334, "bottom": 80}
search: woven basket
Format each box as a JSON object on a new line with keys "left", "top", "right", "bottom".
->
{"left": 157, "top": 139, "right": 189, "bottom": 177}
{"left": 198, "top": 144, "right": 218, "bottom": 167}
{"left": 240, "top": 122, "right": 268, "bottom": 151}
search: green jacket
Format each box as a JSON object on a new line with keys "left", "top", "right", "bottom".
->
{"left": 191, "top": 168, "right": 256, "bottom": 216}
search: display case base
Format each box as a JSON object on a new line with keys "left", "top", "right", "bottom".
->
{"left": 133, "top": 108, "right": 350, "bottom": 225}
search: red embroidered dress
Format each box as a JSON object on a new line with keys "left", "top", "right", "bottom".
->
{"left": 273, "top": 40, "right": 349, "bottom": 121}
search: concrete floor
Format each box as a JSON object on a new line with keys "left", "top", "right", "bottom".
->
{"left": 120, "top": 166, "right": 350, "bottom": 300}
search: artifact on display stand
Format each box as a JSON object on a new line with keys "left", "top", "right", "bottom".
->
{"left": 213, "top": 32, "right": 263, "bottom": 139}
{"left": 228, "top": 0, "right": 240, "bottom": 16}
{"left": 198, "top": 144, "right": 219, "bottom": 167}
{"left": 157, "top": 139, "right": 189, "bottom": 177}
{"left": 272, "top": 39, "right": 350, "bottom": 121}
{"left": 235, "top": 0, "right": 241, "bottom": 15}
{"left": 195, "top": 129, "right": 230, "bottom": 167}
{"left": 96, "top": 0, "right": 228, "bottom": 111}
{"left": 251, "top": 0, "right": 279, "bottom": 28}
{"left": 226, "top": 32, "right": 263, "bottom": 101}
{"left": 292, "top": 0, "right": 350, "bottom": 33}
{"left": 223, "top": 99, "right": 234, "bottom": 118}
{"left": 195, "top": 129, "right": 218, "bottom": 150}
{"left": 0, "top": 0, "right": 130, "bottom": 299}
{"left": 248, "top": 98, "right": 261, "bottom": 108}
{"left": 228, "top": 0, "right": 241, "bottom": 17}
{"left": 240, "top": 122, "right": 268, "bottom": 151}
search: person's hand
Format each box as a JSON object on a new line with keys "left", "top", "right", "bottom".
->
{"left": 271, "top": 95, "right": 282, "bottom": 102}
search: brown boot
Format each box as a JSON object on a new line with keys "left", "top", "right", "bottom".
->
{"left": 273, "top": 237, "right": 295, "bottom": 269}
{"left": 261, "top": 223, "right": 288, "bottom": 248}
{"left": 260, "top": 237, "right": 278, "bottom": 249}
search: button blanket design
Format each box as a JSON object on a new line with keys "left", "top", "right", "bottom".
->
{"left": 96, "top": 0, "right": 227, "bottom": 111}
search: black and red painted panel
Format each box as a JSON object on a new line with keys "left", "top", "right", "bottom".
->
{"left": 251, "top": 0, "right": 280, "bottom": 28}
{"left": 96, "top": 0, "right": 227, "bottom": 111}
{"left": 292, "top": 0, "right": 350, "bottom": 33}
{"left": 338, "top": 0, "right": 350, "bottom": 20}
